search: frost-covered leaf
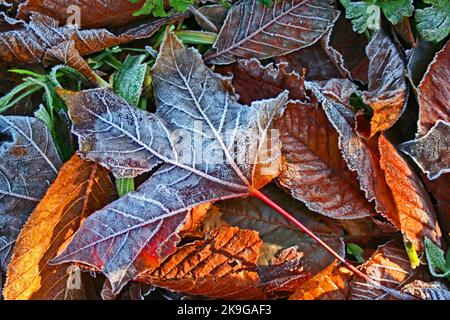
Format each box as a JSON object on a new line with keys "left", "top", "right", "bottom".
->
{"left": 114, "top": 55, "right": 147, "bottom": 107}
{"left": 417, "top": 41, "right": 450, "bottom": 138}
{"left": 216, "top": 58, "right": 308, "bottom": 104}
{"left": 401, "top": 280, "right": 450, "bottom": 300}
{"left": 275, "top": 100, "right": 375, "bottom": 219}
{"left": 203, "top": 0, "right": 339, "bottom": 64}
{"left": 138, "top": 226, "right": 309, "bottom": 299}
{"left": 196, "top": 5, "right": 229, "bottom": 32}
{"left": 3, "top": 154, "right": 116, "bottom": 300}
{"left": 423, "top": 174, "right": 450, "bottom": 236}
{"left": 214, "top": 185, "right": 345, "bottom": 275}
{"left": 289, "top": 262, "right": 351, "bottom": 300}
{"left": 424, "top": 237, "right": 450, "bottom": 279}
{"left": 17, "top": 0, "right": 145, "bottom": 29}
{"left": 400, "top": 120, "right": 450, "bottom": 180}
{"left": 415, "top": 0, "right": 450, "bottom": 42}
{"left": 51, "top": 30, "right": 288, "bottom": 295}
{"left": 0, "top": 12, "right": 185, "bottom": 67}
{"left": 363, "top": 31, "right": 408, "bottom": 136}
{"left": 0, "top": 116, "right": 62, "bottom": 273}
{"left": 349, "top": 240, "right": 414, "bottom": 300}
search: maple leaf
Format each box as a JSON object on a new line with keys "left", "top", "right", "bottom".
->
{"left": 50, "top": 30, "right": 289, "bottom": 295}
{"left": 362, "top": 31, "right": 408, "bottom": 136}
{"left": 289, "top": 261, "right": 351, "bottom": 300}
{"left": 0, "top": 12, "right": 186, "bottom": 67}
{"left": 137, "top": 226, "right": 309, "bottom": 299}
{"left": 400, "top": 120, "right": 450, "bottom": 180}
{"left": 17, "top": 0, "right": 145, "bottom": 29}
{"left": 3, "top": 154, "right": 116, "bottom": 300}
{"left": 275, "top": 100, "right": 375, "bottom": 219}
{"left": 349, "top": 240, "right": 415, "bottom": 300}
{"left": 203, "top": 0, "right": 339, "bottom": 64}
{"left": 0, "top": 116, "right": 62, "bottom": 274}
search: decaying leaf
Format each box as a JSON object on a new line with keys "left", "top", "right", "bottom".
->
{"left": 138, "top": 226, "right": 309, "bottom": 299}
{"left": 401, "top": 280, "right": 450, "bottom": 300}
{"left": 275, "top": 100, "right": 375, "bottom": 219}
{"left": 362, "top": 31, "right": 408, "bottom": 136}
{"left": 17, "top": 0, "right": 145, "bottom": 29}
{"left": 289, "top": 262, "right": 351, "bottom": 300}
{"left": 3, "top": 154, "right": 116, "bottom": 300}
{"left": 0, "top": 116, "right": 62, "bottom": 273}
{"left": 51, "top": 30, "right": 289, "bottom": 295}
{"left": 417, "top": 40, "right": 450, "bottom": 137}
{"left": 400, "top": 120, "right": 450, "bottom": 180}
{"left": 0, "top": 12, "right": 186, "bottom": 67}
{"left": 349, "top": 240, "right": 415, "bottom": 300}
{"left": 204, "top": 0, "right": 339, "bottom": 64}
{"left": 215, "top": 58, "right": 308, "bottom": 105}
{"left": 213, "top": 185, "right": 345, "bottom": 275}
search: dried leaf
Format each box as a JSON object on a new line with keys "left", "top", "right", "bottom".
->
{"left": 204, "top": 0, "right": 339, "bottom": 64}
{"left": 0, "top": 12, "right": 185, "bottom": 67}
{"left": 417, "top": 40, "right": 450, "bottom": 137}
{"left": 17, "top": 0, "right": 145, "bottom": 29}
{"left": 214, "top": 185, "right": 345, "bottom": 275}
{"left": 215, "top": 58, "right": 308, "bottom": 104}
{"left": 349, "top": 240, "right": 414, "bottom": 300}
{"left": 289, "top": 262, "right": 351, "bottom": 300}
{"left": 363, "top": 31, "right": 408, "bottom": 136}
{"left": 423, "top": 174, "right": 450, "bottom": 235}
{"left": 195, "top": 5, "right": 229, "bottom": 32}
{"left": 379, "top": 135, "right": 441, "bottom": 251}
{"left": 400, "top": 120, "right": 450, "bottom": 180}
{"left": 138, "top": 226, "right": 308, "bottom": 299}
{"left": 3, "top": 155, "right": 116, "bottom": 300}
{"left": 51, "top": 30, "right": 288, "bottom": 295}
{"left": 0, "top": 116, "right": 62, "bottom": 273}
{"left": 276, "top": 96, "right": 374, "bottom": 219}
{"left": 401, "top": 280, "right": 450, "bottom": 300}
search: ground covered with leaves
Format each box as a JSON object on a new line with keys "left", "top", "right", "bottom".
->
{"left": 0, "top": 0, "right": 449, "bottom": 301}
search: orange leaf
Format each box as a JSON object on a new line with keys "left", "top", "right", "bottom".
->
{"left": 3, "top": 155, "right": 116, "bottom": 300}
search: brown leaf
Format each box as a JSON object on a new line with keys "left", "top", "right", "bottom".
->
{"left": 379, "top": 135, "right": 441, "bottom": 251}
{"left": 363, "top": 31, "right": 408, "bottom": 136}
{"left": 417, "top": 40, "right": 450, "bottom": 137}
{"left": 204, "top": 0, "right": 339, "bottom": 64}
{"left": 138, "top": 226, "right": 308, "bottom": 299}
{"left": 401, "top": 280, "right": 450, "bottom": 300}
{"left": 275, "top": 100, "right": 375, "bottom": 219}
{"left": 349, "top": 240, "right": 414, "bottom": 300}
{"left": 423, "top": 174, "right": 450, "bottom": 236}
{"left": 17, "top": 0, "right": 145, "bottom": 29}
{"left": 394, "top": 17, "right": 416, "bottom": 48}
{"left": 400, "top": 120, "right": 450, "bottom": 180}
{"left": 215, "top": 58, "right": 308, "bottom": 104}
{"left": 195, "top": 5, "right": 228, "bottom": 33}
{"left": 289, "top": 262, "right": 351, "bottom": 300}
{"left": 3, "top": 154, "right": 116, "bottom": 300}
{"left": 0, "top": 12, "right": 186, "bottom": 67}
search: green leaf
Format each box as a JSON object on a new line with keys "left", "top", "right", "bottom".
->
{"left": 425, "top": 237, "right": 450, "bottom": 279}
{"left": 346, "top": 243, "right": 365, "bottom": 263}
{"left": 416, "top": 0, "right": 450, "bottom": 42}
{"left": 113, "top": 55, "right": 147, "bottom": 107}
{"left": 174, "top": 30, "right": 217, "bottom": 45}
{"left": 169, "top": 0, "right": 194, "bottom": 13}
{"left": 116, "top": 178, "right": 135, "bottom": 197}
{"left": 346, "top": 0, "right": 413, "bottom": 34}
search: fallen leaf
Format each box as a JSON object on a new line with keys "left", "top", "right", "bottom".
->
{"left": 17, "top": 0, "right": 145, "bottom": 29}
{"left": 203, "top": 0, "right": 339, "bottom": 64}
{"left": 0, "top": 12, "right": 186, "bottom": 67}
{"left": 349, "top": 240, "right": 415, "bottom": 300}
{"left": 138, "top": 226, "right": 309, "bottom": 299}
{"left": 401, "top": 280, "right": 450, "bottom": 300}
{"left": 422, "top": 174, "right": 450, "bottom": 235}
{"left": 400, "top": 120, "right": 450, "bottom": 180}
{"left": 51, "top": 30, "right": 289, "bottom": 295}
{"left": 195, "top": 4, "right": 229, "bottom": 32}
{"left": 275, "top": 99, "right": 375, "bottom": 219}
{"left": 0, "top": 116, "right": 62, "bottom": 273}
{"left": 289, "top": 262, "right": 351, "bottom": 300}
{"left": 3, "top": 154, "right": 116, "bottom": 300}
{"left": 363, "top": 31, "right": 408, "bottom": 136}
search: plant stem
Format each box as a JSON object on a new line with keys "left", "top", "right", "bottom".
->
{"left": 250, "top": 187, "right": 417, "bottom": 300}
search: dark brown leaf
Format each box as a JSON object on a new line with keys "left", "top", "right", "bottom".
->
{"left": 203, "top": 0, "right": 339, "bottom": 64}
{"left": 401, "top": 280, "right": 450, "bottom": 300}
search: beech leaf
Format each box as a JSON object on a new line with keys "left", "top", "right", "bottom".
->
{"left": 3, "top": 154, "right": 116, "bottom": 300}
{"left": 203, "top": 0, "right": 339, "bottom": 65}
{"left": 51, "top": 30, "right": 289, "bottom": 295}
{"left": 0, "top": 116, "right": 62, "bottom": 273}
